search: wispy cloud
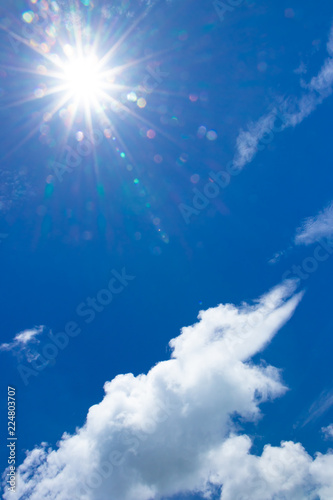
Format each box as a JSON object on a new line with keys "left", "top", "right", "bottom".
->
{"left": 295, "top": 202, "right": 333, "bottom": 246}
{"left": 233, "top": 22, "right": 333, "bottom": 171}
{"left": 300, "top": 389, "right": 333, "bottom": 428}
{"left": 308, "top": 26, "right": 333, "bottom": 95}
{"left": 178, "top": 22, "right": 333, "bottom": 226}
{"left": 322, "top": 424, "right": 333, "bottom": 439}
{"left": 0, "top": 326, "right": 44, "bottom": 357}
{"left": 233, "top": 112, "right": 277, "bottom": 169}
{"left": 6, "top": 282, "right": 333, "bottom": 500}
{"left": 267, "top": 246, "right": 293, "bottom": 266}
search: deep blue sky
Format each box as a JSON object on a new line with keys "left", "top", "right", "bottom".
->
{"left": 1, "top": 1, "right": 333, "bottom": 498}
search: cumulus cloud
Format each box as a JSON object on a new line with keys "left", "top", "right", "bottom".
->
{"left": 208, "top": 436, "right": 333, "bottom": 500}
{"left": 4, "top": 281, "right": 333, "bottom": 500}
{"left": 294, "top": 202, "right": 333, "bottom": 245}
{"left": 0, "top": 326, "right": 44, "bottom": 358}
{"left": 233, "top": 22, "right": 333, "bottom": 170}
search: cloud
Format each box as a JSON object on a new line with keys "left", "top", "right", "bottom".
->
{"left": 322, "top": 424, "right": 333, "bottom": 439}
{"left": 233, "top": 112, "right": 277, "bottom": 169}
{"left": 308, "top": 26, "right": 333, "bottom": 94}
{"left": 233, "top": 22, "right": 333, "bottom": 170}
{"left": 0, "top": 326, "right": 44, "bottom": 356}
{"left": 208, "top": 436, "right": 333, "bottom": 500}
{"left": 5, "top": 281, "right": 332, "bottom": 500}
{"left": 294, "top": 202, "right": 333, "bottom": 245}
{"left": 300, "top": 389, "right": 333, "bottom": 428}
{"left": 267, "top": 246, "right": 294, "bottom": 265}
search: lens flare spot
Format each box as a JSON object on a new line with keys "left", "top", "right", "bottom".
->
{"left": 147, "top": 129, "right": 156, "bottom": 139}
{"left": 37, "top": 65, "right": 47, "bottom": 75}
{"left": 137, "top": 97, "right": 146, "bottom": 108}
{"left": 197, "top": 125, "right": 207, "bottom": 139}
{"left": 76, "top": 131, "right": 84, "bottom": 141}
{"left": 154, "top": 154, "right": 163, "bottom": 163}
{"left": 127, "top": 91, "right": 137, "bottom": 102}
{"left": 34, "top": 87, "right": 45, "bottom": 98}
{"left": 206, "top": 130, "right": 218, "bottom": 141}
{"left": 23, "top": 11, "right": 34, "bottom": 23}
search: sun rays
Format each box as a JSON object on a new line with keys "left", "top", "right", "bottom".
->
{"left": 0, "top": 2, "right": 170, "bottom": 152}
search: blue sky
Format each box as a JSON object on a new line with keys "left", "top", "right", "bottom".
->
{"left": 1, "top": 0, "right": 333, "bottom": 499}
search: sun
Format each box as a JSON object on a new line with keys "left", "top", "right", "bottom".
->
{"left": 62, "top": 54, "right": 104, "bottom": 104}
{"left": 1, "top": 5, "right": 163, "bottom": 156}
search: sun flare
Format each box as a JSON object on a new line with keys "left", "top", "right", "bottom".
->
{"left": 0, "top": 4, "right": 161, "bottom": 158}
{"left": 62, "top": 55, "right": 104, "bottom": 103}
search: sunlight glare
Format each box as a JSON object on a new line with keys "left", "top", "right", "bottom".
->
{"left": 63, "top": 55, "right": 104, "bottom": 102}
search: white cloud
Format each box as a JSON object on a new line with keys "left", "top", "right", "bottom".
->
{"left": 294, "top": 62, "right": 307, "bottom": 75}
{"left": 308, "top": 58, "right": 333, "bottom": 95}
{"left": 208, "top": 436, "right": 333, "bottom": 500}
{"left": 233, "top": 22, "right": 333, "bottom": 170}
{"left": 297, "top": 389, "right": 333, "bottom": 429}
{"left": 280, "top": 92, "right": 320, "bottom": 127}
{"left": 233, "top": 112, "right": 277, "bottom": 169}
{"left": 4, "top": 281, "right": 333, "bottom": 500}
{"left": 268, "top": 246, "right": 294, "bottom": 265}
{"left": 322, "top": 424, "right": 333, "bottom": 439}
{"left": 0, "top": 326, "right": 44, "bottom": 354}
{"left": 308, "top": 26, "right": 333, "bottom": 94}
{"left": 295, "top": 202, "right": 333, "bottom": 245}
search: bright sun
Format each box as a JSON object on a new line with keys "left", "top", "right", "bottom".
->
{"left": 63, "top": 55, "right": 104, "bottom": 103}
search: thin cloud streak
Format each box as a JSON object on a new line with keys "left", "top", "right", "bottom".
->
{"left": 301, "top": 389, "right": 333, "bottom": 428}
